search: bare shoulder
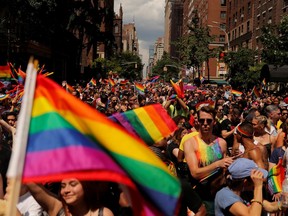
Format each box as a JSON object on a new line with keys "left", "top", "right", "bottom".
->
{"left": 93, "top": 207, "right": 114, "bottom": 216}
{"left": 217, "top": 137, "right": 227, "bottom": 148}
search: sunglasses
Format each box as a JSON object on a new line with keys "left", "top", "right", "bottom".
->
{"left": 198, "top": 118, "right": 213, "bottom": 125}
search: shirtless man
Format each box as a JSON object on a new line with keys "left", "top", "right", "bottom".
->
{"left": 234, "top": 121, "right": 268, "bottom": 170}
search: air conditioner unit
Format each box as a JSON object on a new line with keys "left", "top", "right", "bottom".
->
{"left": 241, "top": 14, "right": 244, "bottom": 18}
{"left": 234, "top": 19, "right": 237, "bottom": 22}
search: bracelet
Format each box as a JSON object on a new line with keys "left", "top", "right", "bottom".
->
{"left": 251, "top": 199, "right": 263, "bottom": 206}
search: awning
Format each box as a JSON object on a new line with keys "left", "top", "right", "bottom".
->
{"left": 209, "top": 79, "right": 229, "bottom": 85}
{"left": 261, "top": 64, "right": 288, "bottom": 82}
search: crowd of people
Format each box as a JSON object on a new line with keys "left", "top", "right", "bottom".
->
{"left": 0, "top": 76, "right": 288, "bottom": 216}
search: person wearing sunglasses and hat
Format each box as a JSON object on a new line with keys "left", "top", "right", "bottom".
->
{"left": 182, "top": 106, "right": 234, "bottom": 215}
{"left": 215, "top": 158, "right": 281, "bottom": 216}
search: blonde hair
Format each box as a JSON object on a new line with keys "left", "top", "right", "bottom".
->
{"left": 254, "top": 115, "right": 271, "bottom": 131}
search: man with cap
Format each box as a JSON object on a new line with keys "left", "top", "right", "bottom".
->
{"left": 215, "top": 158, "right": 280, "bottom": 216}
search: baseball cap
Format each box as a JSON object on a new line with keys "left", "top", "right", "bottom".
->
{"left": 228, "top": 158, "right": 268, "bottom": 179}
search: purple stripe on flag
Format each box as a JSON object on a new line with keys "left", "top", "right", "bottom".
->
{"left": 24, "top": 146, "right": 126, "bottom": 177}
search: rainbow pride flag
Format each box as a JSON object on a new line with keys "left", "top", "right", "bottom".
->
{"left": 110, "top": 104, "right": 177, "bottom": 146}
{"left": 195, "top": 100, "right": 215, "bottom": 111}
{"left": 20, "top": 75, "right": 181, "bottom": 216}
{"left": 170, "top": 79, "right": 184, "bottom": 98}
{"left": 252, "top": 86, "right": 261, "bottom": 98}
{"left": 108, "top": 78, "right": 116, "bottom": 86}
{"left": 268, "top": 158, "right": 285, "bottom": 195}
{"left": 262, "top": 78, "right": 266, "bottom": 86}
{"left": 0, "top": 65, "right": 12, "bottom": 79}
{"left": 88, "top": 78, "right": 96, "bottom": 86}
{"left": 120, "top": 80, "right": 129, "bottom": 85}
{"left": 200, "top": 76, "right": 205, "bottom": 84}
{"left": 231, "top": 89, "right": 242, "bottom": 96}
{"left": 135, "top": 83, "right": 145, "bottom": 95}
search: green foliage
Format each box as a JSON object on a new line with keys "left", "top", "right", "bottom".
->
{"left": 151, "top": 53, "right": 180, "bottom": 82}
{"left": 174, "top": 10, "right": 215, "bottom": 76}
{"left": 259, "top": 15, "right": 288, "bottom": 66}
{"left": 92, "top": 52, "right": 143, "bottom": 80}
{"left": 224, "top": 48, "right": 261, "bottom": 89}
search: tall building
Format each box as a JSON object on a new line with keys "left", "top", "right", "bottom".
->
{"left": 253, "top": 0, "right": 288, "bottom": 51}
{"left": 153, "top": 37, "right": 165, "bottom": 64}
{"left": 164, "top": 0, "right": 183, "bottom": 58}
{"left": 147, "top": 45, "right": 155, "bottom": 77}
{"left": 226, "top": 0, "right": 253, "bottom": 51}
{"left": 113, "top": 4, "right": 123, "bottom": 54}
{"left": 185, "top": 0, "right": 228, "bottom": 79}
{"left": 122, "top": 23, "right": 139, "bottom": 55}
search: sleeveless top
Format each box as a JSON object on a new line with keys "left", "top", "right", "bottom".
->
{"left": 194, "top": 136, "right": 223, "bottom": 167}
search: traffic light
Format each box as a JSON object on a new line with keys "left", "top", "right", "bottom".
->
{"left": 219, "top": 51, "right": 225, "bottom": 61}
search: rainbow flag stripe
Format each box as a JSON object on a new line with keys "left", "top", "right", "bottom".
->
{"left": 268, "top": 159, "right": 285, "bottom": 195}
{"left": 89, "top": 78, "right": 96, "bottom": 86}
{"left": 0, "top": 65, "right": 12, "bottom": 79}
{"left": 120, "top": 80, "right": 129, "bottom": 85}
{"left": 23, "top": 75, "right": 181, "bottom": 216}
{"left": 0, "top": 94, "right": 9, "bottom": 100}
{"left": 231, "top": 89, "right": 242, "bottom": 96}
{"left": 195, "top": 100, "right": 215, "bottom": 111}
{"left": 170, "top": 80, "right": 184, "bottom": 98}
{"left": 110, "top": 104, "right": 177, "bottom": 146}
{"left": 135, "top": 83, "right": 145, "bottom": 95}
{"left": 252, "top": 86, "right": 261, "bottom": 98}
{"left": 108, "top": 78, "right": 116, "bottom": 86}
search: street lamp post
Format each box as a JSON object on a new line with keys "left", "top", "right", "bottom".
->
{"left": 208, "top": 23, "right": 230, "bottom": 51}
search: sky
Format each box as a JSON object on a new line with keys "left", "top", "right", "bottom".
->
{"left": 114, "top": 0, "right": 165, "bottom": 68}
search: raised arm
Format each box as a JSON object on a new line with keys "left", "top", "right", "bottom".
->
{"left": 26, "top": 183, "right": 63, "bottom": 216}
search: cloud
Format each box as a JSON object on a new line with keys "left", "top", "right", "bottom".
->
{"left": 114, "top": 0, "right": 164, "bottom": 68}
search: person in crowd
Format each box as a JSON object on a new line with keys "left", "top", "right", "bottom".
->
{"left": 234, "top": 121, "right": 268, "bottom": 170}
{"left": 26, "top": 179, "right": 115, "bottom": 216}
{"left": 215, "top": 158, "right": 281, "bottom": 216}
{"left": 182, "top": 106, "right": 233, "bottom": 215}
{"left": 276, "top": 107, "right": 288, "bottom": 130}
{"left": 221, "top": 107, "right": 241, "bottom": 155}
{"left": 252, "top": 115, "right": 277, "bottom": 158}
{"left": 164, "top": 94, "right": 189, "bottom": 118}
{"left": 166, "top": 127, "right": 188, "bottom": 179}
{"left": 213, "top": 105, "right": 226, "bottom": 137}
{"left": 264, "top": 105, "right": 281, "bottom": 136}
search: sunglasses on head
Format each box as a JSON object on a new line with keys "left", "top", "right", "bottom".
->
{"left": 198, "top": 118, "right": 213, "bottom": 125}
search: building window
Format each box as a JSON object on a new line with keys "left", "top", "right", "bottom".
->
{"left": 248, "top": 2, "right": 251, "bottom": 15}
{"left": 220, "top": 11, "right": 226, "bottom": 19}
{"left": 114, "top": 24, "right": 119, "bottom": 34}
{"left": 220, "top": 23, "right": 226, "bottom": 30}
{"left": 219, "top": 35, "right": 226, "bottom": 42}
{"left": 247, "top": 21, "right": 250, "bottom": 32}
{"left": 221, "top": 0, "right": 226, "bottom": 6}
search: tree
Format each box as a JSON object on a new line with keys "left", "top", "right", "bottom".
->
{"left": 259, "top": 15, "right": 288, "bottom": 66}
{"left": 91, "top": 52, "right": 143, "bottom": 81}
{"left": 223, "top": 48, "right": 261, "bottom": 89}
{"left": 151, "top": 53, "right": 179, "bottom": 82}
{"left": 174, "top": 10, "right": 215, "bottom": 79}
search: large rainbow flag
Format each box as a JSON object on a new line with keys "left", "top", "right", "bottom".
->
{"left": 17, "top": 75, "right": 181, "bottom": 216}
{"left": 110, "top": 104, "right": 177, "bottom": 146}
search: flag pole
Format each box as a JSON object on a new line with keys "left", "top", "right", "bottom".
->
{"left": 5, "top": 58, "right": 38, "bottom": 216}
